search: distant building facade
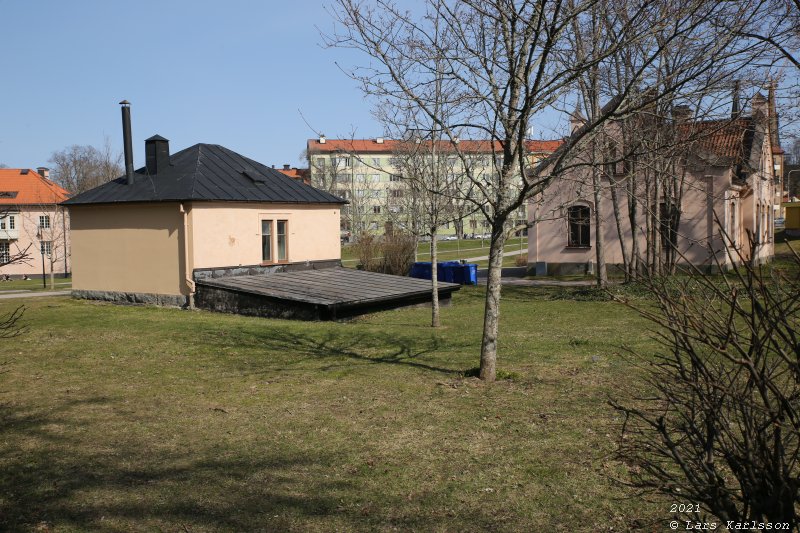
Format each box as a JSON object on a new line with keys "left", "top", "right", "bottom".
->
{"left": 529, "top": 90, "right": 781, "bottom": 275}
{"left": 0, "top": 168, "right": 71, "bottom": 279}
{"left": 275, "top": 164, "right": 311, "bottom": 185}
{"left": 306, "top": 136, "right": 561, "bottom": 238}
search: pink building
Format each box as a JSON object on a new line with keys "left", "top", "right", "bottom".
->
{"left": 528, "top": 92, "right": 781, "bottom": 275}
{"left": 0, "top": 168, "right": 71, "bottom": 279}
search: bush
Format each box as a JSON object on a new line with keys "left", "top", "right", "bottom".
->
{"left": 353, "top": 233, "right": 381, "bottom": 272}
{"left": 611, "top": 244, "right": 800, "bottom": 527}
{"left": 381, "top": 231, "right": 417, "bottom": 276}
{"left": 353, "top": 231, "right": 416, "bottom": 276}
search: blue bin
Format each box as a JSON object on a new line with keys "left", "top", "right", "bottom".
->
{"left": 438, "top": 261, "right": 461, "bottom": 283}
{"left": 410, "top": 262, "right": 432, "bottom": 280}
{"left": 462, "top": 264, "right": 478, "bottom": 285}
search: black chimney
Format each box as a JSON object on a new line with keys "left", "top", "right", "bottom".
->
{"left": 731, "top": 80, "right": 741, "bottom": 119}
{"left": 145, "top": 135, "right": 170, "bottom": 176}
{"left": 120, "top": 100, "right": 135, "bottom": 185}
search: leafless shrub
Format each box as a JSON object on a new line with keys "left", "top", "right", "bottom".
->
{"left": 353, "top": 233, "right": 381, "bottom": 272}
{"left": 610, "top": 241, "right": 800, "bottom": 527}
{"left": 381, "top": 231, "right": 416, "bottom": 276}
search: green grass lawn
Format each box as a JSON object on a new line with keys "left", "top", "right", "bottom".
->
{"left": 342, "top": 238, "right": 528, "bottom": 266}
{"left": 0, "top": 277, "right": 72, "bottom": 292}
{"left": 0, "top": 287, "right": 667, "bottom": 532}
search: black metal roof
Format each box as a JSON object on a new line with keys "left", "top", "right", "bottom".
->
{"left": 63, "top": 143, "right": 346, "bottom": 206}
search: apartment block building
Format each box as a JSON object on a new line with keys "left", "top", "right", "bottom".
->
{"left": 306, "top": 136, "right": 561, "bottom": 239}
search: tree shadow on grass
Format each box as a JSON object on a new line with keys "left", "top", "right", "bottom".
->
{"left": 257, "top": 328, "right": 466, "bottom": 375}
{"left": 0, "top": 396, "right": 508, "bottom": 532}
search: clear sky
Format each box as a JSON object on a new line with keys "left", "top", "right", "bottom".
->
{"left": 0, "top": 0, "right": 406, "bottom": 170}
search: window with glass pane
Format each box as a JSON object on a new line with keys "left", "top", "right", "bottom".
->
{"left": 0, "top": 243, "right": 9, "bottom": 263}
{"left": 8, "top": 216, "right": 14, "bottom": 230}
{"left": 277, "top": 220, "right": 287, "bottom": 261}
{"left": 39, "top": 215, "right": 50, "bottom": 229}
{"left": 41, "top": 241, "right": 52, "bottom": 257}
{"left": 261, "top": 220, "right": 272, "bottom": 261}
{"left": 567, "top": 205, "right": 590, "bottom": 247}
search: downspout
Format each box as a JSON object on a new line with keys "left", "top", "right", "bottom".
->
{"left": 180, "top": 203, "right": 196, "bottom": 308}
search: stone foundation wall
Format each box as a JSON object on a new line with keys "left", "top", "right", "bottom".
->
{"left": 71, "top": 289, "right": 188, "bottom": 308}
{"left": 194, "top": 285, "right": 323, "bottom": 320}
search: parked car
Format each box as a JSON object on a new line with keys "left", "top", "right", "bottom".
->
{"left": 775, "top": 217, "right": 785, "bottom": 229}
{"left": 441, "top": 235, "right": 458, "bottom": 241}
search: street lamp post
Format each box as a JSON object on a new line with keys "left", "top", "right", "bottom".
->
{"left": 38, "top": 241, "right": 45, "bottom": 289}
{"left": 36, "top": 227, "right": 46, "bottom": 289}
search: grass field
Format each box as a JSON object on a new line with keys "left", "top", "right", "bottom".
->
{"left": 0, "top": 286, "right": 667, "bottom": 532}
{"left": 342, "top": 238, "right": 529, "bottom": 267}
{"left": 0, "top": 277, "right": 71, "bottom": 292}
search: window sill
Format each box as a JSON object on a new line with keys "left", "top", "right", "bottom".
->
{"left": 564, "top": 246, "right": 592, "bottom": 250}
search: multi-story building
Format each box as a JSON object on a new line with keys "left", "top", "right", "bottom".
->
{"left": 0, "top": 167, "right": 71, "bottom": 279}
{"left": 306, "top": 136, "right": 561, "bottom": 239}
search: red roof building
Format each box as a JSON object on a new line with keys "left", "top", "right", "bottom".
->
{"left": 0, "top": 168, "right": 71, "bottom": 279}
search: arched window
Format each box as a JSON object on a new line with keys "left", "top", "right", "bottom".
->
{"left": 567, "top": 205, "right": 591, "bottom": 247}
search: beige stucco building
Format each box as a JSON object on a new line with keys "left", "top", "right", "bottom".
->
{"left": 0, "top": 168, "right": 71, "bottom": 279}
{"left": 528, "top": 92, "right": 781, "bottom": 275}
{"left": 64, "top": 136, "right": 345, "bottom": 306}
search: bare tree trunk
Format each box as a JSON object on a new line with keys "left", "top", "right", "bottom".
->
{"left": 609, "top": 177, "right": 630, "bottom": 281}
{"left": 430, "top": 229, "right": 440, "bottom": 328}
{"left": 628, "top": 174, "right": 639, "bottom": 278}
{"left": 592, "top": 167, "right": 608, "bottom": 286}
{"left": 480, "top": 224, "right": 507, "bottom": 382}
{"left": 49, "top": 260, "right": 55, "bottom": 290}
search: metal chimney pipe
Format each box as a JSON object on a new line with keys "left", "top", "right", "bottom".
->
{"left": 731, "top": 81, "right": 740, "bottom": 119}
{"left": 120, "top": 100, "right": 135, "bottom": 185}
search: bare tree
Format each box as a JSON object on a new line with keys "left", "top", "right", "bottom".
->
{"left": 392, "top": 135, "right": 470, "bottom": 327}
{"left": 326, "top": 0, "right": 776, "bottom": 380}
{"left": 22, "top": 205, "right": 69, "bottom": 290}
{"left": 0, "top": 219, "right": 29, "bottom": 337}
{"left": 611, "top": 237, "right": 800, "bottom": 528}
{"left": 49, "top": 139, "right": 122, "bottom": 194}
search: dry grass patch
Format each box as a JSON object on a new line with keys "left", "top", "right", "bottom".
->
{"left": 0, "top": 287, "right": 665, "bottom": 532}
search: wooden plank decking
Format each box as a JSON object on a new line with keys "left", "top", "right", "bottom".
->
{"left": 194, "top": 267, "right": 460, "bottom": 319}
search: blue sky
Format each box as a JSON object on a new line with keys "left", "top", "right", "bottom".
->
{"left": 0, "top": 0, "right": 402, "bottom": 169}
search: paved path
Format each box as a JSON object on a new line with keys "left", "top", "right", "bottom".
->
{"left": 0, "top": 290, "right": 71, "bottom": 299}
{"left": 461, "top": 249, "right": 526, "bottom": 262}
{"left": 487, "top": 278, "right": 597, "bottom": 286}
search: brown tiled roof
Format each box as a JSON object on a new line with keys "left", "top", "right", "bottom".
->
{"left": 678, "top": 118, "right": 753, "bottom": 161}
{"left": 307, "top": 138, "right": 563, "bottom": 155}
{"left": 277, "top": 167, "right": 310, "bottom": 184}
{"left": 0, "top": 169, "right": 70, "bottom": 205}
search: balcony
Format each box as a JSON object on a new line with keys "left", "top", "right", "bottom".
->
{"left": 0, "top": 228, "right": 18, "bottom": 240}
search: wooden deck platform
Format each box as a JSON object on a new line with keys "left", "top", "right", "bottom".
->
{"left": 194, "top": 267, "right": 461, "bottom": 320}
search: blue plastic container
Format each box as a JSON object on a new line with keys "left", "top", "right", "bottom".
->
{"left": 439, "top": 261, "right": 461, "bottom": 283}
{"left": 411, "top": 261, "right": 477, "bottom": 285}
{"left": 462, "top": 264, "right": 478, "bottom": 285}
{"left": 410, "top": 262, "right": 432, "bottom": 280}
